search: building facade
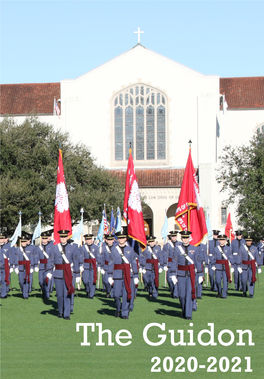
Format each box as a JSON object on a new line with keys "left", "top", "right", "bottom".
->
{"left": 1, "top": 44, "right": 264, "bottom": 240}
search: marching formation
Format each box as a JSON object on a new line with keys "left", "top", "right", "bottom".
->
{"left": 1, "top": 228, "right": 263, "bottom": 320}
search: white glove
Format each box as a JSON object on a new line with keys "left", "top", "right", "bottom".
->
{"left": 195, "top": 268, "right": 197, "bottom": 273}
{"left": 142, "top": 269, "right": 146, "bottom": 274}
{"left": 171, "top": 275, "right": 177, "bottom": 285}
{"left": 212, "top": 266, "right": 216, "bottom": 271}
{"left": 139, "top": 267, "right": 142, "bottom": 273}
{"left": 35, "top": 267, "right": 39, "bottom": 272}
{"left": 10, "top": 268, "right": 14, "bottom": 273}
{"left": 134, "top": 278, "right": 139, "bottom": 285}
{"left": 97, "top": 267, "right": 101, "bottom": 273}
{"left": 238, "top": 267, "right": 242, "bottom": 274}
{"left": 163, "top": 266, "right": 168, "bottom": 272}
{"left": 101, "top": 269, "right": 105, "bottom": 275}
{"left": 30, "top": 268, "right": 34, "bottom": 274}
{"left": 158, "top": 267, "right": 163, "bottom": 274}
{"left": 258, "top": 268, "right": 262, "bottom": 274}
{"left": 46, "top": 273, "right": 52, "bottom": 280}
{"left": 80, "top": 266, "right": 84, "bottom": 273}
{"left": 231, "top": 267, "right": 234, "bottom": 274}
{"left": 198, "top": 276, "right": 204, "bottom": 284}
{"left": 108, "top": 277, "right": 114, "bottom": 285}
{"left": 76, "top": 277, "right": 81, "bottom": 284}
{"left": 204, "top": 267, "right": 208, "bottom": 274}
{"left": 70, "top": 262, "right": 74, "bottom": 267}
{"left": 15, "top": 268, "right": 19, "bottom": 275}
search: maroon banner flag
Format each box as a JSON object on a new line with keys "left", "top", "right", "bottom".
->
{"left": 225, "top": 213, "right": 235, "bottom": 242}
{"left": 175, "top": 148, "right": 207, "bottom": 246}
{"left": 53, "top": 149, "right": 72, "bottom": 244}
{"left": 123, "top": 150, "right": 146, "bottom": 249}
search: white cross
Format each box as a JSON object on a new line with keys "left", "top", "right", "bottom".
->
{"left": 134, "top": 27, "right": 144, "bottom": 43}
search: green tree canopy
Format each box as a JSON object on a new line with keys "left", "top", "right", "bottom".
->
{"left": 0, "top": 116, "right": 124, "bottom": 230}
{"left": 216, "top": 132, "right": 264, "bottom": 240}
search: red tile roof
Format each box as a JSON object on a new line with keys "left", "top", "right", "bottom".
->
{"left": 220, "top": 77, "right": 264, "bottom": 109}
{"left": 1, "top": 77, "right": 263, "bottom": 116}
{"left": 0, "top": 83, "right": 60, "bottom": 115}
{"left": 110, "top": 168, "right": 188, "bottom": 187}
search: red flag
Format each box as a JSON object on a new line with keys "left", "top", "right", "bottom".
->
{"left": 225, "top": 213, "right": 235, "bottom": 241}
{"left": 53, "top": 149, "right": 72, "bottom": 244}
{"left": 123, "top": 150, "right": 146, "bottom": 249}
{"left": 175, "top": 148, "right": 207, "bottom": 246}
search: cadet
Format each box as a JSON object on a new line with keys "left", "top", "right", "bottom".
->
{"left": 238, "top": 235, "right": 262, "bottom": 298}
{"left": 257, "top": 238, "right": 264, "bottom": 266}
{"left": 175, "top": 231, "right": 198, "bottom": 320}
{"left": 208, "top": 230, "right": 220, "bottom": 291}
{"left": 140, "top": 235, "right": 162, "bottom": 299}
{"left": 211, "top": 234, "right": 233, "bottom": 299}
{"left": 163, "top": 231, "right": 180, "bottom": 298}
{"left": 52, "top": 230, "right": 76, "bottom": 320}
{"left": 14, "top": 234, "right": 35, "bottom": 299}
{"left": 80, "top": 234, "right": 99, "bottom": 299}
{"left": 34, "top": 231, "right": 54, "bottom": 299}
{"left": 0, "top": 232, "right": 11, "bottom": 299}
{"left": 231, "top": 230, "right": 245, "bottom": 291}
{"left": 101, "top": 234, "right": 116, "bottom": 297}
{"left": 108, "top": 229, "right": 137, "bottom": 319}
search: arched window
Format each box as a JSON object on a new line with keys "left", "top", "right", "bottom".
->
{"left": 113, "top": 84, "right": 167, "bottom": 162}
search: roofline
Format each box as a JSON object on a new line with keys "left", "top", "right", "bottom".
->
{"left": 61, "top": 44, "right": 218, "bottom": 83}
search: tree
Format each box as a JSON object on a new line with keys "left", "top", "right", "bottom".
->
{"left": 0, "top": 116, "right": 124, "bottom": 230}
{"left": 216, "top": 132, "right": 264, "bottom": 240}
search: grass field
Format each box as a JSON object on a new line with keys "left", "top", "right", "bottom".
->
{"left": 1, "top": 272, "right": 264, "bottom": 379}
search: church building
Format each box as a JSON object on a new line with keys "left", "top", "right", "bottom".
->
{"left": 1, "top": 38, "right": 264, "bottom": 240}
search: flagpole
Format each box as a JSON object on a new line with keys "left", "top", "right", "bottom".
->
{"left": 38, "top": 211, "right": 42, "bottom": 246}
{"left": 187, "top": 140, "right": 192, "bottom": 232}
{"left": 18, "top": 211, "right": 22, "bottom": 247}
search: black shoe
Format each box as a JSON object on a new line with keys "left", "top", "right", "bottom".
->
{"left": 115, "top": 311, "right": 121, "bottom": 318}
{"left": 222, "top": 297, "right": 227, "bottom": 299}
{"left": 58, "top": 314, "right": 63, "bottom": 318}
{"left": 216, "top": 294, "right": 220, "bottom": 298}
{"left": 64, "top": 316, "right": 71, "bottom": 320}
{"left": 249, "top": 295, "right": 253, "bottom": 298}
{"left": 186, "top": 317, "right": 192, "bottom": 320}
{"left": 197, "top": 297, "right": 202, "bottom": 299}
{"left": 86, "top": 293, "right": 90, "bottom": 298}
{"left": 122, "top": 316, "right": 129, "bottom": 319}
{"left": 106, "top": 293, "right": 110, "bottom": 298}
{"left": 242, "top": 293, "right": 247, "bottom": 297}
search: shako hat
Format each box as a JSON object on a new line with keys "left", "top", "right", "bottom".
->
{"left": 168, "top": 231, "right": 178, "bottom": 237}
{"left": 41, "top": 231, "right": 49, "bottom": 239}
{"left": 58, "top": 230, "right": 70, "bottom": 237}
{"left": 147, "top": 235, "right": 156, "bottom": 242}
{"left": 105, "top": 234, "right": 115, "bottom": 240}
{"left": 180, "top": 230, "right": 192, "bottom": 237}
{"left": 83, "top": 233, "right": 94, "bottom": 239}
{"left": 115, "top": 226, "right": 127, "bottom": 238}
{"left": 218, "top": 234, "right": 227, "bottom": 240}
{"left": 245, "top": 235, "right": 253, "bottom": 241}
{"left": 212, "top": 230, "right": 220, "bottom": 235}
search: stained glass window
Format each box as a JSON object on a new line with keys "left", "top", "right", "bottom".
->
{"left": 114, "top": 84, "right": 167, "bottom": 161}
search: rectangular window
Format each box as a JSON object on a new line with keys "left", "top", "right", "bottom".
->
{"left": 136, "top": 106, "right": 144, "bottom": 160}
{"left": 147, "top": 106, "right": 155, "bottom": 160}
{"left": 115, "top": 107, "right": 123, "bottom": 160}
{"left": 221, "top": 207, "right": 227, "bottom": 224}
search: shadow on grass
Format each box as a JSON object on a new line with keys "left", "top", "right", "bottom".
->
{"left": 155, "top": 308, "right": 182, "bottom": 318}
{"left": 40, "top": 297, "right": 58, "bottom": 317}
{"left": 97, "top": 308, "right": 116, "bottom": 317}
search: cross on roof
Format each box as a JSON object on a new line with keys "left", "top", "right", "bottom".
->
{"left": 134, "top": 27, "right": 144, "bottom": 43}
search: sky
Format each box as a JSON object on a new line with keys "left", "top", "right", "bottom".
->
{"left": 1, "top": 0, "right": 263, "bottom": 84}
